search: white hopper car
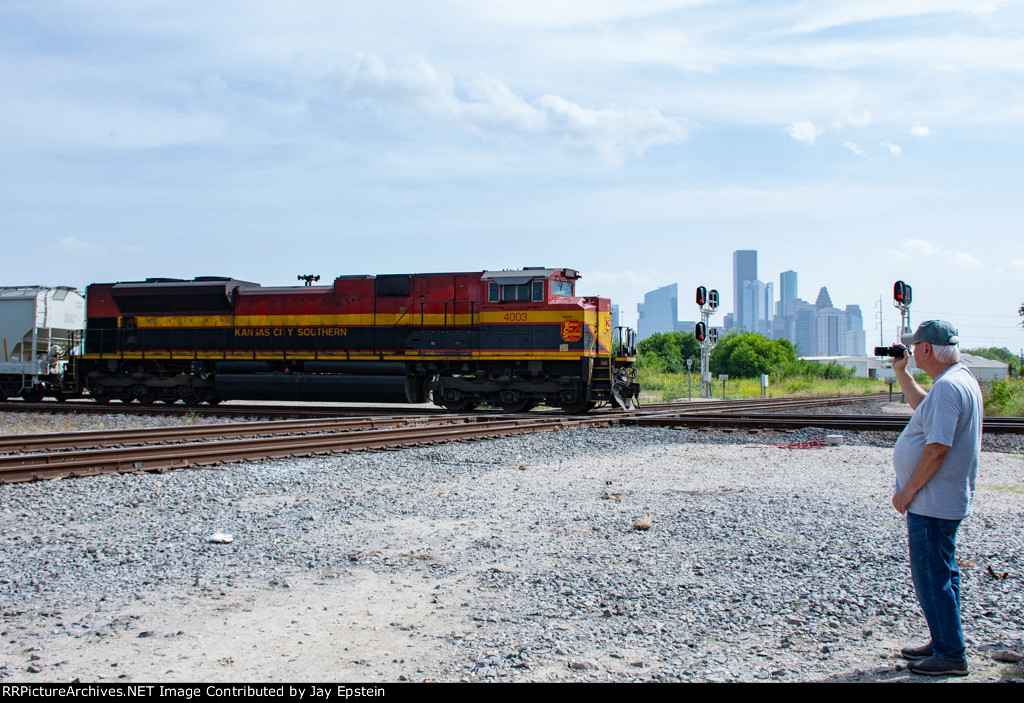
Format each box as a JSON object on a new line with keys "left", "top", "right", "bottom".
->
{"left": 0, "top": 286, "right": 85, "bottom": 401}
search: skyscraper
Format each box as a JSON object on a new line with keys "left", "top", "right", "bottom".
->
{"left": 732, "top": 250, "right": 757, "bottom": 330}
{"left": 779, "top": 270, "right": 797, "bottom": 317}
{"left": 846, "top": 305, "right": 866, "bottom": 356}
{"left": 742, "top": 279, "right": 774, "bottom": 336}
{"left": 637, "top": 283, "right": 679, "bottom": 340}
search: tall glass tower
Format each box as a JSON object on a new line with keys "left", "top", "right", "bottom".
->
{"left": 732, "top": 250, "right": 757, "bottom": 329}
{"left": 779, "top": 270, "right": 797, "bottom": 317}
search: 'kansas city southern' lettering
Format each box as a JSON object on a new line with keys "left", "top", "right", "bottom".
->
{"left": 234, "top": 328, "right": 348, "bottom": 337}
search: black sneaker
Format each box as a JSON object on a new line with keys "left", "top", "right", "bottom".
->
{"left": 908, "top": 656, "right": 969, "bottom": 677}
{"left": 900, "top": 643, "right": 934, "bottom": 661}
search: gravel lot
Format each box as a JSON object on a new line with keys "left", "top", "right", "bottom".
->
{"left": 1, "top": 402, "right": 1022, "bottom": 683}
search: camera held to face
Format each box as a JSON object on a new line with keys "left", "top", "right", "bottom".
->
{"left": 874, "top": 345, "right": 907, "bottom": 359}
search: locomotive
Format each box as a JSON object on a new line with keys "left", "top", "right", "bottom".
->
{"left": 69, "top": 268, "right": 639, "bottom": 413}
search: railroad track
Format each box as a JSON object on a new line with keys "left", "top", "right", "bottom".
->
{"left": 626, "top": 412, "right": 1024, "bottom": 433}
{"left": 0, "top": 414, "right": 613, "bottom": 484}
{"left": 5, "top": 394, "right": 1019, "bottom": 485}
{"left": 0, "top": 392, "right": 889, "bottom": 419}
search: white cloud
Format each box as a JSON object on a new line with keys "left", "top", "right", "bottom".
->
{"left": 885, "top": 249, "right": 908, "bottom": 261}
{"left": 904, "top": 238, "right": 943, "bottom": 256}
{"left": 845, "top": 111, "right": 872, "bottom": 127}
{"left": 950, "top": 252, "right": 983, "bottom": 269}
{"left": 51, "top": 237, "right": 103, "bottom": 258}
{"left": 844, "top": 141, "right": 866, "bottom": 156}
{"left": 787, "top": 121, "right": 824, "bottom": 144}
{"left": 910, "top": 125, "right": 935, "bottom": 137}
{"left": 331, "top": 54, "right": 686, "bottom": 165}
{"left": 882, "top": 141, "right": 903, "bottom": 156}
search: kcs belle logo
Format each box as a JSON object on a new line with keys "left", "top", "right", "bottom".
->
{"left": 560, "top": 320, "right": 583, "bottom": 342}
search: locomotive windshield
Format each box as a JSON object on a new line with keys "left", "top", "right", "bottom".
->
{"left": 550, "top": 280, "right": 573, "bottom": 297}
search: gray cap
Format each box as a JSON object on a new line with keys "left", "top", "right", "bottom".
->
{"left": 901, "top": 320, "right": 959, "bottom": 347}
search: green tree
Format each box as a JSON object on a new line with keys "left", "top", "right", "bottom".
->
{"left": 709, "top": 332, "right": 797, "bottom": 378}
{"left": 637, "top": 332, "right": 701, "bottom": 373}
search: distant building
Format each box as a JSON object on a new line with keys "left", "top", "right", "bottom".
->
{"left": 845, "top": 305, "right": 866, "bottom": 356}
{"left": 789, "top": 298, "right": 817, "bottom": 356}
{"left": 741, "top": 279, "right": 774, "bottom": 336}
{"left": 637, "top": 283, "right": 679, "bottom": 340}
{"left": 778, "top": 270, "right": 797, "bottom": 317}
{"left": 732, "top": 250, "right": 757, "bottom": 330}
{"left": 801, "top": 353, "right": 1007, "bottom": 381}
{"left": 611, "top": 304, "right": 619, "bottom": 331}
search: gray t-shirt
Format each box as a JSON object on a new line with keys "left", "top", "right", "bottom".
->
{"left": 892, "top": 363, "right": 983, "bottom": 520}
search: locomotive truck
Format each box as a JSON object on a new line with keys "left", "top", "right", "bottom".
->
{"left": 69, "top": 268, "right": 639, "bottom": 413}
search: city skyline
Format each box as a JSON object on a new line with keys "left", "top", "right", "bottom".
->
{"left": 635, "top": 249, "right": 869, "bottom": 358}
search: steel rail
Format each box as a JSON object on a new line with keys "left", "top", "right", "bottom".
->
{"left": 0, "top": 416, "right": 614, "bottom": 484}
{"left": 0, "top": 414, "right": 485, "bottom": 454}
{"left": 625, "top": 413, "right": 1024, "bottom": 433}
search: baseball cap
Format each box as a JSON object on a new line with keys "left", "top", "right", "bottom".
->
{"left": 901, "top": 320, "right": 959, "bottom": 347}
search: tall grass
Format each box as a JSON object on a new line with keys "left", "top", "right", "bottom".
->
{"left": 637, "top": 368, "right": 890, "bottom": 402}
{"left": 983, "top": 376, "right": 1024, "bottom": 417}
{"left": 638, "top": 368, "right": 1021, "bottom": 416}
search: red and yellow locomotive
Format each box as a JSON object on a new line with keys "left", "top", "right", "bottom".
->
{"left": 73, "top": 268, "right": 639, "bottom": 413}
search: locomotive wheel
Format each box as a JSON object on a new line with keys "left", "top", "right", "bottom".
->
{"left": 89, "top": 389, "right": 112, "bottom": 404}
{"left": 499, "top": 398, "right": 536, "bottom": 413}
{"left": 205, "top": 395, "right": 222, "bottom": 405}
{"left": 134, "top": 388, "right": 159, "bottom": 406}
{"left": 21, "top": 385, "right": 46, "bottom": 403}
{"left": 442, "top": 399, "right": 477, "bottom": 412}
{"left": 179, "top": 386, "right": 211, "bottom": 407}
{"left": 559, "top": 400, "right": 595, "bottom": 414}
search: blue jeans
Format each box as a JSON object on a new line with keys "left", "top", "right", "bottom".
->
{"left": 907, "top": 512, "right": 965, "bottom": 661}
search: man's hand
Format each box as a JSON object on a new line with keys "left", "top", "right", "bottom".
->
{"left": 892, "top": 345, "right": 910, "bottom": 374}
{"left": 892, "top": 486, "right": 917, "bottom": 514}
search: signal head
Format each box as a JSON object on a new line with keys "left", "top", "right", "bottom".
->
{"left": 894, "top": 280, "right": 908, "bottom": 303}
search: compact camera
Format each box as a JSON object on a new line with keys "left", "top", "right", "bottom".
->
{"left": 874, "top": 345, "right": 907, "bottom": 359}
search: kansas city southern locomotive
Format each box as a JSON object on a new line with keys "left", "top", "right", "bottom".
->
{"left": 71, "top": 268, "right": 639, "bottom": 413}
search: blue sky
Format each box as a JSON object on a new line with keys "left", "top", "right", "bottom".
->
{"left": 2, "top": 1, "right": 1023, "bottom": 350}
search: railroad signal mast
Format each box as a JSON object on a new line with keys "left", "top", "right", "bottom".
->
{"left": 695, "top": 286, "right": 720, "bottom": 399}
{"left": 893, "top": 280, "right": 912, "bottom": 336}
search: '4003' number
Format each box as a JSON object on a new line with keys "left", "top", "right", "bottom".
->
{"left": 503, "top": 312, "right": 528, "bottom": 322}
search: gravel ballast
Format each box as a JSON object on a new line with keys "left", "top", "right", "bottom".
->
{"left": 1, "top": 408, "right": 1022, "bottom": 682}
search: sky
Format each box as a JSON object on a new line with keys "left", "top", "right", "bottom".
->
{"left": 2, "top": 0, "right": 1023, "bottom": 351}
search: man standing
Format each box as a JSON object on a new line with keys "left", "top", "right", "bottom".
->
{"left": 891, "top": 320, "right": 983, "bottom": 677}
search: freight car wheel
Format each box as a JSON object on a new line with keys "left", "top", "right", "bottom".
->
{"left": 21, "top": 385, "right": 45, "bottom": 403}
